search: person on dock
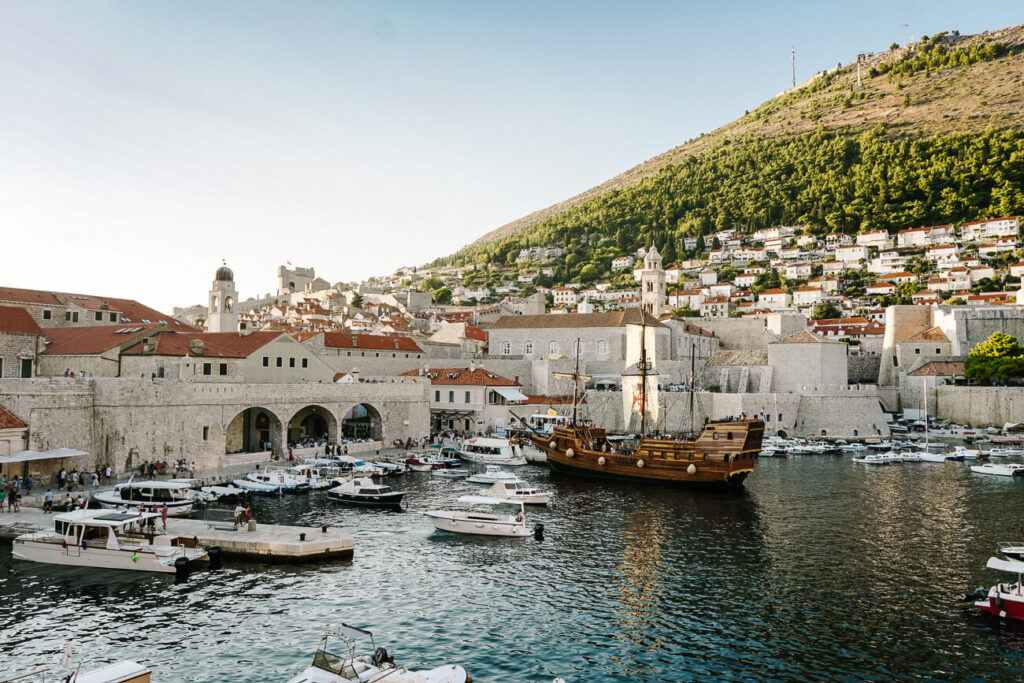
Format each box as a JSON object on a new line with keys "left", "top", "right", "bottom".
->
{"left": 43, "top": 489, "right": 53, "bottom": 513}
{"left": 161, "top": 503, "right": 168, "bottom": 531}
{"left": 234, "top": 504, "right": 245, "bottom": 529}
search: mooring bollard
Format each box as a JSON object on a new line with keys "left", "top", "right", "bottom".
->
{"left": 322, "top": 524, "right": 328, "bottom": 533}
{"left": 299, "top": 532, "right": 306, "bottom": 541}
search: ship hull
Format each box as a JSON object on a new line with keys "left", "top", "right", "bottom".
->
{"left": 546, "top": 455, "right": 749, "bottom": 488}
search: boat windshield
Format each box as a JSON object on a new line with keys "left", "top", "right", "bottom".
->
{"left": 312, "top": 648, "right": 358, "bottom": 679}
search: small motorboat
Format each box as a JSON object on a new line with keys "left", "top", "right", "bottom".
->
{"left": 199, "top": 485, "right": 249, "bottom": 502}
{"left": 970, "top": 463, "right": 1024, "bottom": 477}
{"left": 952, "top": 445, "right": 980, "bottom": 460}
{"left": 404, "top": 452, "right": 450, "bottom": 472}
{"left": 333, "top": 456, "right": 386, "bottom": 477}
{"left": 232, "top": 478, "right": 282, "bottom": 495}
{"left": 458, "top": 436, "right": 527, "bottom": 466}
{"left": 986, "top": 447, "right": 1024, "bottom": 457}
{"left": 432, "top": 468, "right": 470, "bottom": 479}
{"left": 999, "top": 542, "right": 1024, "bottom": 562}
{"left": 841, "top": 443, "right": 868, "bottom": 453}
{"left": 93, "top": 479, "right": 197, "bottom": 516}
{"left": 485, "top": 479, "right": 553, "bottom": 505}
{"left": 969, "top": 556, "right": 1024, "bottom": 621}
{"left": 287, "top": 463, "right": 337, "bottom": 490}
{"left": 852, "top": 453, "right": 890, "bottom": 465}
{"left": 327, "top": 478, "right": 405, "bottom": 506}
{"left": 371, "top": 461, "right": 408, "bottom": 476}
{"left": 423, "top": 496, "right": 539, "bottom": 537}
{"left": 900, "top": 451, "right": 922, "bottom": 463}
{"left": 246, "top": 469, "right": 310, "bottom": 493}
{"left": 286, "top": 624, "right": 468, "bottom": 683}
{"left": 466, "top": 465, "right": 520, "bottom": 485}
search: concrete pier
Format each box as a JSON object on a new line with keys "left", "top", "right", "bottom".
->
{"left": 0, "top": 508, "right": 354, "bottom": 562}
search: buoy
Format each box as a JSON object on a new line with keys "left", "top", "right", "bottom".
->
{"left": 598, "top": 456, "right": 606, "bottom": 466}
{"left": 549, "top": 440, "right": 557, "bottom": 449}
{"left": 207, "top": 545, "right": 223, "bottom": 570}
{"left": 687, "top": 464, "right": 697, "bottom": 475}
{"left": 566, "top": 448, "right": 574, "bottom": 458}
{"left": 174, "top": 556, "right": 190, "bottom": 581}
{"left": 637, "top": 459, "right": 645, "bottom": 468}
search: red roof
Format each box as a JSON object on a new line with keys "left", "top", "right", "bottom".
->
{"left": 0, "top": 287, "right": 191, "bottom": 329}
{"left": 0, "top": 403, "right": 27, "bottom": 429}
{"left": 323, "top": 332, "right": 423, "bottom": 353}
{"left": 43, "top": 324, "right": 165, "bottom": 356}
{"left": 464, "top": 324, "right": 488, "bottom": 341}
{"left": 0, "top": 305, "right": 44, "bottom": 335}
{"left": 121, "top": 331, "right": 282, "bottom": 358}
{"left": 962, "top": 216, "right": 1018, "bottom": 226}
{"left": 401, "top": 367, "right": 519, "bottom": 386}
{"left": 760, "top": 288, "right": 787, "bottom": 295}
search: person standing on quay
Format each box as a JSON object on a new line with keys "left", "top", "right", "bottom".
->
{"left": 43, "top": 489, "right": 53, "bottom": 513}
{"left": 161, "top": 503, "right": 168, "bottom": 531}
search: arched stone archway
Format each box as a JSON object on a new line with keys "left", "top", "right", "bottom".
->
{"left": 225, "top": 407, "right": 284, "bottom": 455}
{"left": 341, "top": 403, "right": 382, "bottom": 441}
{"left": 287, "top": 405, "right": 338, "bottom": 446}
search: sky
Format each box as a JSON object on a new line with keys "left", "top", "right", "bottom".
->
{"left": 1, "top": 1, "right": 1021, "bottom": 313}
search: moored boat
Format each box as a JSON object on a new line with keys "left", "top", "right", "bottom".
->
{"left": 458, "top": 436, "right": 527, "bottom": 466}
{"left": 466, "top": 465, "right": 520, "bottom": 485}
{"left": 970, "top": 463, "right": 1024, "bottom": 477}
{"left": 423, "top": 496, "right": 538, "bottom": 537}
{"left": 432, "top": 467, "right": 470, "bottom": 479}
{"left": 970, "top": 556, "right": 1024, "bottom": 621}
{"left": 93, "top": 479, "right": 197, "bottom": 516}
{"left": 326, "top": 477, "right": 405, "bottom": 506}
{"left": 246, "top": 469, "right": 310, "bottom": 493}
{"left": 484, "top": 479, "right": 553, "bottom": 505}
{"left": 852, "top": 453, "right": 890, "bottom": 465}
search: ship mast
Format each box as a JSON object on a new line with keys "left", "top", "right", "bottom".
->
{"left": 637, "top": 312, "right": 653, "bottom": 437}
{"left": 688, "top": 341, "right": 696, "bottom": 437}
{"left": 572, "top": 337, "right": 581, "bottom": 427}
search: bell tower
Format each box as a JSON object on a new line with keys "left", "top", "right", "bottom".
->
{"left": 640, "top": 244, "right": 666, "bottom": 317}
{"left": 207, "top": 262, "right": 239, "bottom": 333}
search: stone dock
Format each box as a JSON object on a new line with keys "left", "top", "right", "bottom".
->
{"left": 0, "top": 508, "right": 354, "bottom": 562}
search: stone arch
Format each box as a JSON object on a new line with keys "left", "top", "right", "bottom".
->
{"left": 225, "top": 406, "right": 283, "bottom": 455}
{"left": 287, "top": 404, "right": 338, "bottom": 446}
{"left": 224, "top": 296, "right": 234, "bottom": 313}
{"left": 341, "top": 403, "right": 382, "bottom": 441}
{"left": 210, "top": 294, "right": 219, "bottom": 313}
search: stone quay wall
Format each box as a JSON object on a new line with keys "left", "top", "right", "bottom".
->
{"left": 936, "top": 386, "right": 1024, "bottom": 426}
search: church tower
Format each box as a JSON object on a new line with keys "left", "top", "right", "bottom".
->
{"left": 640, "top": 244, "right": 666, "bottom": 317}
{"left": 206, "top": 262, "right": 239, "bottom": 333}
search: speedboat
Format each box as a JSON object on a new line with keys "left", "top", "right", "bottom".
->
{"left": 485, "top": 479, "right": 553, "bottom": 505}
{"left": 999, "top": 542, "right": 1024, "bottom": 562}
{"left": 852, "top": 453, "right": 889, "bottom": 465}
{"left": 952, "top": 445, "right": 980, "bottom": 460}
{"left": 986, "top": 447, "right": 1024, "bottom": 457}
{"left": 198, "top": 484, "right": 248, "bottom": 502}
{"left": 458, "top": 436, "right": 527, "bottom": 466}
{"left": 970, "top": 463, "right": 1024, "bottom": 477}
{"left": 466, "top": 465, "right": 520, "bottom": 485}
{"left": 287, "top": 463, "right": 337, "bottom": 490}
{"left": 900, "top": 451, "right": 922, "bottom": 463}
{"left": 432, "top": 468, "right": 470, "bottom": 479}
{"left": 326, "top": 478, "right": 404, "bottom": 506}
{"left": 969, "top": 556, "right": 1024, "bottom": 621}
{"left": 286, "top": 625, "right": 468, "bottom": 683}
{"left": 12, "top": 509, "right": 209, "bottom": 574}
{"left": 93, "top": 479, "right": 197, "bottom": 516}
{"left": 232, "top": 478, "right": 283, "bottom": 495}
{"left": 370, "top": 461, "right": 408, "bottom": 476}
{"left": 404, "top": 452, "right": 451, "bottom": 472}
{"left": 246, "top": 469, "right": 310, "bottom": 493}
{"left": 841, "top": 443, "right": 868, "bottom": 453}
{"left": 423, "top": 496, "right": 539, "bottom": 537}
{"left": 333, "top": 456, "right": 386, "bottom": 477}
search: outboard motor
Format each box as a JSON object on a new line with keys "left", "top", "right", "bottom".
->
{"left": 174, "top": 556, "right": 191, "bottom": 581}
{"left": 207, "top": 545, "right": 223, "bottom": 570}
{"left": 534, "top": 523, "right": 544, "bottom": 541}
{"left": 964, "top": 586, "right": 989, "bottom": 602}
{"left": 371, "top": 647, "right": 393, "bottom": 667}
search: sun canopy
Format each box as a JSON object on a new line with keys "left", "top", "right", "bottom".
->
{"left": 987, "top": 556, "right": 1024, "bottom": 574}
{"left": 0, "top": 447, "right": 88, "bottom": 464}
{"left": 492, "top": 387, "right": 529, "bottom": 402}
{"left": 458, "top": 495, "right": 525, "bottom": 506}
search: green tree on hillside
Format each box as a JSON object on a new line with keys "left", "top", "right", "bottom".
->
{"left": 966, "top": 332, "right": 1024, "bottom": 385}
{"left": 811, "top": 301, "right": 842, "bottom": 320}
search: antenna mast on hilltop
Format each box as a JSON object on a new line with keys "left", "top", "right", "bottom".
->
{"left": 791, "top": 45, "right": 796, "bottom": 88}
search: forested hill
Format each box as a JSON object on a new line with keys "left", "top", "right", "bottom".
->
{"left": 437, "top": 25, "right": 1024, "bottom": 271}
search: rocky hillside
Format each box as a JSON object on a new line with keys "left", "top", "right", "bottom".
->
{"left": 446, "top": 25, "right": 1024, "bottom": 266}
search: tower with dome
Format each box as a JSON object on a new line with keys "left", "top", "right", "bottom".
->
{"left": 640, "top": 244, "right": 666, "bottom": 317}
{"left": 206, "top": 262, "right": 239, "bottom": 333}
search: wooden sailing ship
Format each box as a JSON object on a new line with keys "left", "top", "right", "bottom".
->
{"left": 524, "top": 316, "right": 763, "bottom": 489}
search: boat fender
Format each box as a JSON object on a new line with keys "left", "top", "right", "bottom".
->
{"left": 566, "top": 448, "right": 574, "bottom": 458}
{"left": 549, "top": 440, "right": 557, "bottom": 450}
{"left": 687, "top": 464, "right": 697, "bottom": 475}
{"left": 637, "top": 459, "right": 645, "bottom": 468}
{"left": 995, "top": 593, "right": 1003, "bottom": 609}
{"left": 174, "top": 556, "right": 190, "bottom": 581}
{"left": 372, "top": 647, "right": 394, "bottom": 667}
{"left": 964, "top": 587, "right": 988, "bottom": 602}
{"left": 534, "top": 522, "right": 544, "bottom": 540}
{"left": 208, "top": 545, "right": 223, "bottom": 570}
{"left": 598, "top": 456, "right": 606, "bottom": 466}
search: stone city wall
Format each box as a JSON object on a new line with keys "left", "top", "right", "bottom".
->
{"left": 935, "top": 386, "right": 1024, "bottom": 426}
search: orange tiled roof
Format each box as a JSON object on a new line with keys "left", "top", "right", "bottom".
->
{"left": 323, "top": 332, "right": 423, "bottom": 353}
{"left": 121, "top": 331, "right": 283, "bottom": 358}
{"left": 0, "top": 403, "right": 27, "bottom": 429}
{"left": 0, "top": 287, "right": 192, "bottom": 329}
{"left": 43, "top": 324, "right": 165, "bottom": 355}
{"left": 401, "top": 367, "right": 519, "bottom": 386}
{"left": 908, "top": 361, "right": 965, "bottom": 377}
{"left": 0, "top": 305, "right": 44, "bottom": 335}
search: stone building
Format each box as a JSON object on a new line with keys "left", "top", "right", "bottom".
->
{"left": 0, "top": 286, "right": 189, "bottom": 331}
{"left": 0, "top": 402, "right": 27, "bottom": 459}
{"left": 206, "top": 264, "right": 239, "bottom": 333}
{"left": 401, "top": 366, "right": 528, "bottom": 433}
{"left": 0, "top": 305, "right": 45, "bottom": 379}
{"left": 766, "top": 330, "right": 848, "bottom": 394}
{"left": 640, "top": 245, "right": 666, "bottom": 317}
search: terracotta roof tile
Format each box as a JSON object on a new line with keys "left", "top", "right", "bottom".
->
{"left": 323, "top": 332, "right": 423, "bottom": 353}
{"left": 908, "top": 361, "right": 965, "bottom": 377}
{"left": 44, "top": 324, "right": 165, "bottom": 355}
{"left": 902, "top": 326, "right": 949, "bottom": 344}
{"left": 491, "top": 309, "right": 664, "bottom": 330}
{"left": 776, "top": 330, "right": 841, "bottom": 344}
{"left": 0, "top": 305, "right": 44, "bottom": 335}
{"left": 120, "top": 331, "right": 284, "bottom": 358}
{"left": 0, "top": 403, "right": 27, "bottom": 429}
{"left": 400, "top": 367, "right": 519, "bottom": 386}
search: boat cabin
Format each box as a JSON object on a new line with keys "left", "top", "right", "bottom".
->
{"left": 115, "top": 481, "right": 194, "bottom": 503}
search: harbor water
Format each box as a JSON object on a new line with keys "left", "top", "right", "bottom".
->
{"left": 4, "top": 456, "right": 1024, "bottom": 681}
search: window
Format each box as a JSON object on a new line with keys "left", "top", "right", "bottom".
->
{"left": 42, "top": 309, "right": 52, "bottom": 320}
{"left": 276, "top": 357, "right": 282, "bottom": 367}
{"left": 489, "top": 391, "right": 498, "bottom": 404}
{"left": 202, "top": 426, "right": 209, "bottom": 441}
{"left": 262, "top": 356, "right": 269, "bottom": 367}
{"left": 892, "top": 355, "right": 898, "bottom": 367}
{"left": 72, "top": 312, "right": 79, "bottom": 323}
{"left": 94, "top": 311, "right": 102, "bottom": 321}
{"left": 778, "top": 413, "right": 782, "bottom": 422}
{"left": 64, "top": 311, "right": 71, "bottom": 321}
{"left": 109, "top": 312, "right": 117, "bottom": 322}
{"left": 524, "top": 342, "right": 533, "bottom": 355}
{"left": 289, "top": 358, "right": 295, "bottom": 368}
{"left": 20, "top": 358, "right": 32, "bottom": 378}
{"left": 0, "top": 358, "right": 3, "bottom": 376}
{"left": 202, "top": 363, "right": 212, "bottom": 376}
{"left": 434, "top": 390, "right": 440, "bottom": 402}
{"left": 448, "top": 391, "right": 454, "bottom": 403}
{"left": 598, "top": 340, "right": 608, "bottom": 355}
{"left": 219, "top": 363, "right": 227, "bottom": 376}
{"left": 915, "top": 348, "right": 920, "bottom": 355}
{"left": 347, "top": 351, "right": 351, "bottom": 356}
{"left": 465, "top": 391, "right": 471, "bottom": 403}
{"left": 935, "top": 348, "right": 941, "bottom": 354}
{"left": 548, "top": 341, "right": 558, "bottom": 355}
{"left": 302, "top": 358, "right": 308, "bottom": 368}
{"left": 501, "top": 341, "right": 511, "bottom": 355}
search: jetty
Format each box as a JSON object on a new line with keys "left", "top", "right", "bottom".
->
{"left": 0, "top": 508, "right": 354, "bottom": 562}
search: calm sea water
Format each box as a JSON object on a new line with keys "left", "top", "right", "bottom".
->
{"left": 5, "top": 456, "right": 1024, "bottom": 682}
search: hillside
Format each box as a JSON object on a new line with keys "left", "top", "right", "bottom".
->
{"left": 445, "top": 25, "right": 1024, "bottom": 269}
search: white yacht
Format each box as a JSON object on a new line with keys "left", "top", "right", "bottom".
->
{"left": 970, "top": 462, "right": 1024, "bottom": 477}
{"left": 458, "top": 436, "right": 527, "bottom": 466}
{"left": 423, "top": 496, "right": 538, "bottom": 537}
{"left": 326, "top": 478, "right": 404, "bottom": 506}
{"left": 12, "top": 509, "right": 208, "bottom": 574}
{"left": 466, "top": 465, "right": 520, "bottom": 485}
{"left": 246, "top": 469, "right": 310, "bottom": 493}
{"left": 852, "top": 453, "right": 890, "bottom": 465}
{"left": 286, "top": 625, "right": 468, "bottom": 683}
{"left": 93, "top": 480, "right": 197, "bottom": 516}
{"left": 287, "top": 463, "right": 337, "bottom": 490}
{"left": 432, "top": 467, "right": 470, "bottom": 479}
{"left": 952, "top": 445, "right": 980, "bottom": 459}
{"left": 484, "top": 479, "right": 553, "bottom": 505}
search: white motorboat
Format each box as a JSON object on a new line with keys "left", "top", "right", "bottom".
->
{"left": 333, "top": 456, "right": 386, "bottom": 476}
{"left": 970, "top": 463, "right": 1024, "bottom": 477}
{"left": 432, "top": 468, "right": 470, "bottom": 479}
{"left": 198, "top": 484, "right": 248, "bottom": 502}
{"left": 286, "top": 625, "right": 468, "bottom": 683}
{"left": 12, "top": 509, "right": 209, "bottom": 574}
{"left": 484, "top": 479, "right": 553, "bottom": 505}
{"left": 326, "top": 478, "right": 405, "bottom": 506}
{"left": 370, "top": 461, "right": 408, "bottom": 476}
{"left": 246, "top": 469, "right": 310, "bottom": 493}
{"left": 986, "top": 448, "right": 1024, "bottom": 457}
{"left": 841, "top": 443, "right": 868, "bottom": 453}
{"left": 423, "top": 496, "right": 538, "bottom": 537}
{"left": 916, "top": 451, "right": 954, "bottom": 463}
{"left": 232, "top": 478, "right": 282, "bottom": 495}
{"left": 999, "top": 542, "right": 1024, "bottom": 562}
{"left": 953, "top": 445, "right": 980, "bottom": 460}
{"left": 900, "top": 451, "right": 923, "bottom": 463}
{"left": 93, "top": 479, "right": 197, "bottom": 516}
{"left": 466, "top": 465, "right": 520, "bottom": 485}
{"left": 852, "top": 453, "right": 890, "bottom": 465}
{"left": 458, "top": 436, "right": 527, "bottom": 466}
{"left": 287, "top": 463, "right": 336, "bottom": 490}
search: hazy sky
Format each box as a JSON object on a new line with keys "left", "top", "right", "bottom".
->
{"left": 2, "top": 1, "right": 1021, "bottom": 312}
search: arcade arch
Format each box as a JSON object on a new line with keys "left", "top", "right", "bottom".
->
{"left": 225, "top": 407, "right": 283, "bottom": 455}
{"left": 287, "top": 405, "right": 338, "bottom": 445}
{"left": 341, "top": 403, "right": 382, "bottom": 441}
